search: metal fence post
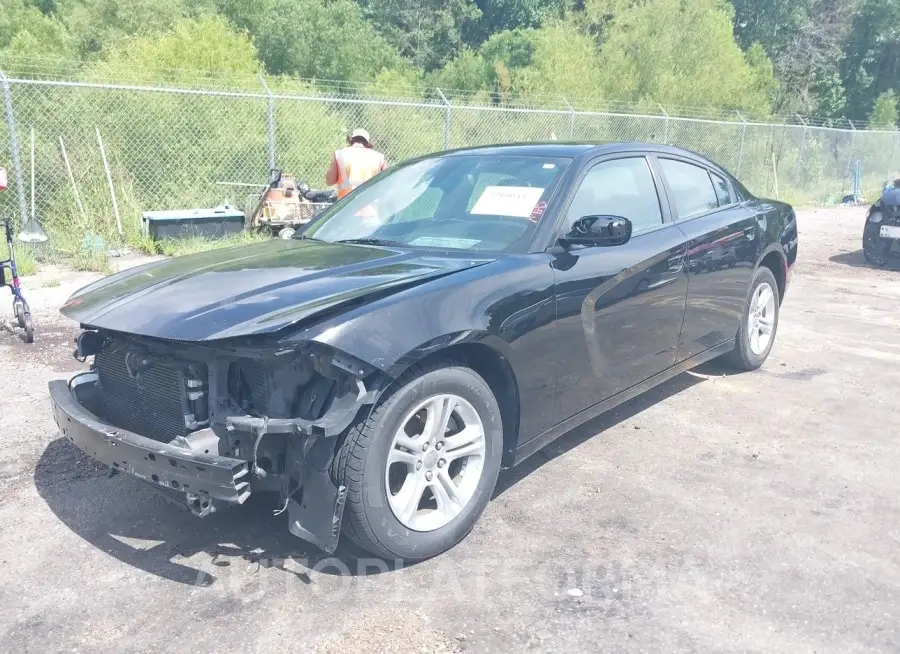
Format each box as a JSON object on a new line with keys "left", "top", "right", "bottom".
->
{"left": 659, "top": 104, "right": 669, "bottom": 144}
{"left": 0, "top": 70, "right": 28, "bottom": 227}
{"left": 794, "top": 114, "right": 808, "bottom": 189}
{"left": 436, "top": 88, "right": 451, "bottom": 150}
{"left": 846, "top": 119, "right": 857, "bottom": 182}
{"left": 889, "top": 132, "right": 900, "bottom": 181}
{"left": 562, "top": 97, "right": 575, "bottom": 139}
{"left": 259, "top": 73, "right": 276, "bottom": 172}
{"left": 735, "top": 111, "right": 747, "bottom": 178}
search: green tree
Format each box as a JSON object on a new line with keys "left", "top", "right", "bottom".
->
{"left": 0, "top": 0, "right": 75, "bottom": 60}
{"left": 729, "top": 0, "right": 856, "bottom": 116}
{"left": 428, "top": 48, "right": 492, "bottom": 92}
{"left": 868, "top": 90, "right": 899, "bottom": 128}
{"left": 97, "top": 14, "right": 260, "bottom": 77}
{"left": 432, "top": 24, "right": 603, "bottom": 104}
{"left": 357, "top": 0, "right": 482, "bottom": 71}
{"left": 842, "top": 0, "right": 900, "bottom": 122}
{"left": 469, "top": 0, "right": 570, "bottom": 44}
{"left": 592, "top": 0, "right": 775, "bottom": 113}
{"left": 56, "top": 0, "right": 214, "bottom": 56}
{"left": 510, "top": 22, "right": 604, "bottom": 101}
{"left": 220, "top": 0, "right": 402, "bottom": 82}
{"left": 730, "top": 0, "right": 810, "bottom": 54}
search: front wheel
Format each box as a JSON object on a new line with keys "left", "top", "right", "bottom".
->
{"left": 13, "top": 299, "right": 25, "bottom": 328}
{"left": 863, "top": 217, "right": 890, "bottom": 267}
{"left": 725, "top": 266, "right": 780, "bottom": 371}
{"left": 22, "top": 312, "right": 34, "bottom": 343}
{"left": 332, "top": 363, "right": 503, "bottom": 560}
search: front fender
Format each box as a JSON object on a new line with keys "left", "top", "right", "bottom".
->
{"left": 866, "top": 199, "right": 885, "bottom": 222}
{"left": 384, "top": 330, "right": 515, "bottom": 379}
{"left": 276, "top": 254, "right": 558, "bottom": 444}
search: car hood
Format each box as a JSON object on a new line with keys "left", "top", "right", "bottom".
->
{"left": 61, "top": 239, "right": 494, "bottom": 341}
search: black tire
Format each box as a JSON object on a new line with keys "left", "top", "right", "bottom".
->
{"left": 331, "top": 362, "right": 503, "bottom": 560}
{"left": 863, "top": 215, "right": 890, "bottom": 267}
{"left": 22, "top": 312, "right": 34, "bottom": 344}
{"left": 725, "top": 266, "right": 780, "bottom": 371}
{"left": 13, "top": 300, "right": 25, "bottom": 328}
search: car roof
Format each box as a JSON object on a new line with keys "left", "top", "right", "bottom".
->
{"left": 441, "top": 141, "right": 725, "bottom": 170}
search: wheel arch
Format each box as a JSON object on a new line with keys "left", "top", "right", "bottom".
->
{"left": 389, "top": 336, "right": 522, "bottom": 467}
{"left": 866, "top": 199, "right": 884, "bottom": 221}
{"left": 757, "top": 246, "right": 787, "bottom": 305}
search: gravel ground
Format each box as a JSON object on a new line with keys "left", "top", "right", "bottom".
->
{"left": 1, "top": 206, "right": 899, "bottom": 653}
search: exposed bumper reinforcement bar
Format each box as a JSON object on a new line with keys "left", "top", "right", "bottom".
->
{"left": 49, "top": 377, "right": 251, "bottom": 505}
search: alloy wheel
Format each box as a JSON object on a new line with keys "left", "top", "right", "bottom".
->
{"left": 385, "top": 394, "right": 486, "bottom": 532}
{"left": 748, "top": 281, "right": 776, "bottom": 355}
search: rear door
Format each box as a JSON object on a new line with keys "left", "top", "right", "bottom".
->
{"left": 550, "top": 155, "right": 690, "bottom": 423}
{"left": 654, "top": 156, "right": 757, "bottom": 361}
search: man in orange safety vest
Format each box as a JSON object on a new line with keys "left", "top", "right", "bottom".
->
{"left": 326, "top": 128, "right": 388, "bottom": 199}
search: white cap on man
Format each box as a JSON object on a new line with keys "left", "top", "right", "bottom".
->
{"left": 350, "top": 128, "right": 371, "bottom": 144}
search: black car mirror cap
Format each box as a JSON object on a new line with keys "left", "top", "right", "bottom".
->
{"left": 560, "top": 215, "right": 632, "bottom": 247}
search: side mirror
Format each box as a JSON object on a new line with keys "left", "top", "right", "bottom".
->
{"left": 268, "top": 168, "right": 283, "bottom": 186}
{"left": 561, "top": 215, "right": 632, "bottom": 247}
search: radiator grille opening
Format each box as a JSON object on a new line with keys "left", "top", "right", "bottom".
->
{"left": 95, "top": 348, "right": 189, "bottom": 444}
{"left": 228, "top": 360, "right": 269, "bottom": 415}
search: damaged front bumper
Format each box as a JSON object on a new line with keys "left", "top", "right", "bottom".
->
{"left": 49, "top": 370, "right": 374, "bottom": 554}
{"left": 50, "top": 374, "right": 251, "bottom": 506}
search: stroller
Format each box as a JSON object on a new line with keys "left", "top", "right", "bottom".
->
{"left": 1, "top": 217, "right": 34, "bottom": 343}
{"left": 0, "top": 167, "right": 43, "bottom": 343}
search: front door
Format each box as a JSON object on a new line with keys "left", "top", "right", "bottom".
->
{"left": 550, "top": 156, "right": 690, "bottom": 423}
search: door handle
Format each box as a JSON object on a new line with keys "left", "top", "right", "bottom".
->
{"left": 667, "top": 256, "right": 685, "bottom": 273}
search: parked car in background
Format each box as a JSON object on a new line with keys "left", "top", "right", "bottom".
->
{"left": 863, "top": 178, "right": 900, "bottom": 266}
{"left": 49, "top": 143, "right": 798, "bottom": 560}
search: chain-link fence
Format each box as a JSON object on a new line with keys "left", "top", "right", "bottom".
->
{"left": 1, "top": 69, "right": 899, "bottom": 249}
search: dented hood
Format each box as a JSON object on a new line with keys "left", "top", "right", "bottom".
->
{"left": 61, "top": 239, "right": 492, "bottom": 341}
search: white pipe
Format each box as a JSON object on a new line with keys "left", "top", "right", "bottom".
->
{"left": 29, "top": 126, "right": 34, "bottom": 220}
{"left": 96, "top": 128, "right": 122, "bottom": 236}
{"left": 772, "top": 152, "right": 780, "bottom": 200}
{"left": 59, "top": 136, "right": 86, "bottom": 220}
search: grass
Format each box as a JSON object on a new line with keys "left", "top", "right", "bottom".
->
{"left": 148, "top": 229, "right": 269, "bottom": 257}
{"left": 0, "top": 240, "right": 39, "bottom": 277}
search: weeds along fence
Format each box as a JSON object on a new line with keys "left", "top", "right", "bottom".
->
{"left": 1, "top": 68, "right": 899, "bottom": 255}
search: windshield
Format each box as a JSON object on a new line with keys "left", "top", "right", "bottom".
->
{"left": 300, "top": 154, "right": 571, "bottom": 253}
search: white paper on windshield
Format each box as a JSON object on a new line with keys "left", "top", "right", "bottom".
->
{"left": 410, "top": 236, "right": 481, "bottom": 249}
{"left": 469, "top": 186, "right": 545, "bottom": 218}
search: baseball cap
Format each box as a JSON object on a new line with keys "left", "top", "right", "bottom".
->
{"left": 350, "top": 128, "right": 371, "bottom": 143}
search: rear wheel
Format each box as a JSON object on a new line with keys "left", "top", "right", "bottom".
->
{"left": 725, "top": 266, "right": 779, "bottom": 371}
{"left": 332, "top": 362, "right": 503, "bottom": 560}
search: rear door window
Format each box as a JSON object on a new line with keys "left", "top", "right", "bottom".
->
{"left": 659, "top": 159, "right": 719, "bottom": 219}
{"left": 710, "top": 172, "right": 733, "bottom": 206}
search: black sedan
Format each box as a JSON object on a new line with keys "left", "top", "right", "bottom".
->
{"left": 862, "top": 179, "right": 900, "bottom": 266}
{"left": 49, "top": 143, "right": 799, "bottom": 560}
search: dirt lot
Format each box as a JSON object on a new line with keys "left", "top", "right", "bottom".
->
{"left": 1, "top": 206, "right": 899, "bottom": 653}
